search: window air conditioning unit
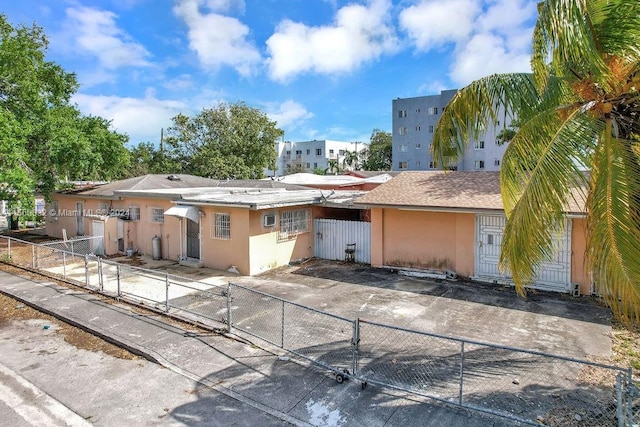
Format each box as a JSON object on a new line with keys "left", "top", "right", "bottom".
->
{"left": 263, "top": 214, "right": 276, "bottom": 227}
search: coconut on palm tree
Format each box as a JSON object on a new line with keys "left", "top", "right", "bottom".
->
{"left": 433, "top": 0, "right": 640, "bottom": 321}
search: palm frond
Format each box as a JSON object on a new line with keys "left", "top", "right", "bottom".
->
{"left": 500, "top": 107, "right": 599, "bottom": 292}
{"left": 587, "top": 127, "right": 640, "bottom": 322}
{"left": 432, "top": 74, "right": 541, "bottom": 168}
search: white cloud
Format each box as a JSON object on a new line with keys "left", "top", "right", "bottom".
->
{"left": 65, "top": 6, "right": 151, "bottom": 69}
{"left": 73, "top": 93, "right": 187, "bottom": 144}
{"left": 265, "top": 0, "right": 398, "bottom": 81}
{"left": 265, "top": 100, "right": 314, "bottom": 129}
{"left": 399, "top": 0, "right": 480, "bottom": 51}
{"left": 204, "top": 0, "right": 245, "bottom": 13}
{"left": 450, "top": 33, "right": 531, "bottom": 84}
{"left": 173, "top": 0, "right": 260, "bottom": 76}
{"left": 399, "top": 0, "right": 536, "bottom": 87}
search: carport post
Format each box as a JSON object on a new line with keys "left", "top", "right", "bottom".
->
{"left": 165, "top": 274, "right": 170, "bottom": 313}
{"left": 7, "top": 237, "right": 10, "bottom": 258}
{"left": 98, "top": 258, "right": 103, "bottom": 292}
{"left": 226, "top": 283, "right": 232, "bottom": 334}
{"left": 31, "top": 245, "right": 36, "bottom": 269}
{"left": 459, "top": 341, "right": 465, "bottom": 405}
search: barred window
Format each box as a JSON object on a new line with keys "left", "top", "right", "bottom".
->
{"left": 150, "top": 207, "right": 164, "bottom": 223}
{"left": 129, "top": 206, "right": 140, "bottom": 221}
{"left": 211, "top": 213, "right": 231, "bottom": 240}
{"left": 279, "top": 209, "right": 309, "bottom": 240}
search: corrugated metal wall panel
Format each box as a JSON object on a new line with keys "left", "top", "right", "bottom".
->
{"left": 314, "top": 219, "right": 371, "bottom": 264}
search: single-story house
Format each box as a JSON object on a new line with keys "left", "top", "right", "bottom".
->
{"left": 46, "top": 174, "right": 367, "bottom": 275}
{"left": 354, "top": 171, "right": 591, "bottom": 295}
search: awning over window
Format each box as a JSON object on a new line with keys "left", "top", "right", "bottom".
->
{"left": 164, "top": 205, "right": 200, "bottom": 223}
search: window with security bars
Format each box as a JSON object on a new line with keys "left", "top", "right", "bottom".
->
{"left": 150, "top": 207, "right": 164, "bottom": 223}
{"left": 129, "top": 206, "right": 140, "bottom": 221}
{"left": 211, "top": 213, "right": 231, "bottom": 240}
{"left": 279, "top": 209, "right": 309, "bottom": 240}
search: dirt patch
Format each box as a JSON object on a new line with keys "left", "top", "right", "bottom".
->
{"left": 0, "top": 279, "right": 138, "bottom": 360}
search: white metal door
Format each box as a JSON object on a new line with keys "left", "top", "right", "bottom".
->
{"left": 314, "top": 219, "right": 371, "bottom": 264}
{"left": 92, "top": 221, "right": 105, "bottom": 256}
{"left": 475, "top": 215, "right": 572, "bottom": 292}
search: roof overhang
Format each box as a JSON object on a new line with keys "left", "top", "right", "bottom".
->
{"left": 164, "top": 205, "right": 200, "bottom": 222}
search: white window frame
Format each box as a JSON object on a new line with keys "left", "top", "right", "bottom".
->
{"left": 211, "top": 213, "right": 231, "bottom": 240}
{"left": 398, "top": 161, "right": 408, "bottom": 170}
{"left": 429, "top": 161, "right": 437, "bottom": 169}
{"left": 398, "top": 144, "right": 408, "bottom": 153}
{"left": 494, "top": 159, "right": 501, "bottom": 167}
{"left": 398, "top": 127, "right": 407, "bottom": 136}
{"left": 316, "top": 148, "right": 322, "bottom": 156}
{"left": 150, "top": 207, "right": 164, "bottom": 224}
{"left": 474, "top": 160, "right": 485, "bottom": 170}
{"left": 415, "top": 143, "right": 421, "bottom": 149}
{"left": 474, "top": 140, "right": 485, "bottom": 150}
{"left": 428, "top": 107, "right": 438, "bottom": 115}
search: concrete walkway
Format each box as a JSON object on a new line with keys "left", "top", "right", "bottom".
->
{"left": 0, "top": 270, "right": 513, "bottom": 427}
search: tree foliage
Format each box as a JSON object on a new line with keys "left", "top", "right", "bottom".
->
{"left": 361, "top": 129, "right": 392, "bottom": 170}
{"left": 164, "top": 102, "right": 283, "bottom": 180}
{"left": 0, "top": 15, "right": 129, "bottom": 224}
{"left": 432, "top": 0, "right": 640, "bottom": 322}
{"left": 126, "top": 142, "right": 181, "bottom": 177}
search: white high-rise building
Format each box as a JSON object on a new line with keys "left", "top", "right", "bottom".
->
{"left": 267, "top": 139, "right": 365, "bottom": 177}
{"left": 392, "top": 90, "right": 512, "bottom": 171}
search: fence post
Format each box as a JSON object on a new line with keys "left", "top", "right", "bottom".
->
{"left": 98, "top": 258, "right": 103, "bottom": 292}
{"left": 7, "top": 237, "right": 11, "bottom": 258}
{"left": 116, "top": 264, "right": 121, "bottom": 297}
{"left": 627, "top": 368, "right": 634, "bottom": 426}
{"left": 351, "top": 318, "right": 360, "bottom": 376}
{"left": 71, "top": 240, "right": 75, "bottom": 260}
{"left": 226, "top": 283, "right": 232, "bottom": 334}
{"left": 84, "top": 255, "right": 89, "bottom": 286}
{"left": 281, "top": 300, "right": 285, "bottom": 348}
{"left": 32, "top": 244, "right": 36, "bottom": 269}
{"left": 62, "top": 252, "right": 67, "bottom": 279}
{"left": 459, "top": 341, "right": 465, "bottom": 405}
{"left": 165, "top": 274, "right": 170, "bottom": 313}
{"left": 616, "top": 373, "right": 624, "bottom": 427}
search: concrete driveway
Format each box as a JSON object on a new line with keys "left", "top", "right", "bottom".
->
{"left": 126, "top": 258, "right": 612, "bottom": 360}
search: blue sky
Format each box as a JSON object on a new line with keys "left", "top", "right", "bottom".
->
{"left": 3, "top": 0, "right": 537, "bottom": 146}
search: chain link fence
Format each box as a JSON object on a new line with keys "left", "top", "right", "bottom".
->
{"left": 0, "top": 234, "right": 638, "bottom": 426}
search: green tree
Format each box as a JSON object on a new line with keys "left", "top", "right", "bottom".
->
{"left": 361, "top": 129, "right": 392, "bottom": 170}
{"left": 0, "top": 15, "right": 130, "bottom": 226}
{"left": 126, "top": 142, "right": 181, "bottom": 177}
{"left": 164, "top": 102, "right": 283, "bottom": 179}
{"left": 325, "top": 159, "right": 341, "bottom": 175}
{"left": 342, "top": 149, "right": 360, "bottom": 170}
{"left": 432, "top": 0, "right": 640, "bottom": 321}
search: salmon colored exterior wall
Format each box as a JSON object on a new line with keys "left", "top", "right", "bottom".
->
{"left": 370, "top": 207, "right": 590, "bottom": 294}
{"left": 571, "top": 218, "right": 589, "bottom": 294}
{"left": 369, "top": 208, "right": 475, "bottom": 277}
{"left": 46, "top": 193, "right": 316, "bottom": 276}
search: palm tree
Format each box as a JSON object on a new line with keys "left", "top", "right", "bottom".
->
{"left": 342, "top": 149, "right": 359, "bottom": 170}
{"left": 433, "top": 0, "right": 640, "bottom": 322}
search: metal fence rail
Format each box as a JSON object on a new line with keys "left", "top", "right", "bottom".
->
{"left": 0, "top": 234, "right": 637, "bottom": 426}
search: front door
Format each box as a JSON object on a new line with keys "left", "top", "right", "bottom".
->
{"left": 186, "top": 218, "right": 200, "bottom": 259}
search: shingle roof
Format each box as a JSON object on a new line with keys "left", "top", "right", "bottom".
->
{"left": 355, "top": 171, "right": 586, "bottom": 214}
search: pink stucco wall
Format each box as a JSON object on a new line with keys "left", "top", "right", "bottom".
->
{"left": 370, "top": 208, "right": 475, "bottom": 277}
{"left": 571, "top": 217, "right": 589, "bottom": 294}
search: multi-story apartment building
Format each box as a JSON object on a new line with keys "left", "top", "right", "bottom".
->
{"left": 267, "top": 139, "right": 364, "bottom": 177}
{"left": 392, "top": 90, "right": 511, "bottom": 171}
